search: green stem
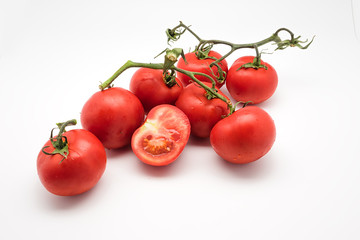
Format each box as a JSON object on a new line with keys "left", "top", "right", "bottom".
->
{"left": 42, "top": 119, "right": 77, "bottom": 163}
{"left": 173, "top": 67, "right": 235, "bottom": 113}
{"left": 169, "top": 22, "right": 301, "bottom": 67}
{"left": 53, "top": 119, "right": 77, "bottom": 148}
{"left": 100, "top": 61, "right": 164, "bottom": 90}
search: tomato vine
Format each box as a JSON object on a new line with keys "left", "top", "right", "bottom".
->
{"left": 99, "top": 22, "right": 313, "bottom": 115}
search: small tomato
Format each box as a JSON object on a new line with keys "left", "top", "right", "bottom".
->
{"left": 81, "top": 87, "right": 144, "bottom": 149}
{"left": 226, "top": 56, "right": 278, "bottom": 104}
{"left": 210, "top": 106, "right": 276, "bottom": 164}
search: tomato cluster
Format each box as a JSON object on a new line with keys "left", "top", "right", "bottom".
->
{"left": 37, "top": 22, "right": 311, "bottom": 196}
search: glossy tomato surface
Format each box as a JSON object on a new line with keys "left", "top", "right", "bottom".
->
{"left": 130, "top": 68, "right": 183, "bottom": 112}
{"left": 175, "top": 82, "right": 230, "bottom": 138}
{"left": 131, "top": 104, "right": 190, "bottom": 166}
{"left": 81, "top": 87, "right": 144, "bottom": 149}
{"left": 226, "top": 56, "right": 278, "bottom": 104}
{"left": 210, "top": 106, "right": 276, "bottom": 164}
{"left": 37, "top": 129, "right": 107, "bottom": 196}
{"left": 176, "top": 51, "right": 228, "bottom": 88}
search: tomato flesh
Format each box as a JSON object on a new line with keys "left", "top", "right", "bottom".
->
{"left": 131, "top": 104, "right": 190, "bottom": 166}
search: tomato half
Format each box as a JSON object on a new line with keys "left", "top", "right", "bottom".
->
{"left": 37, "top": 129, "right": 107, "bottom": 196}
{"left": 176, "top": 51, "right": 228, "bottom": 88}
{"left": 130, "top": 68, "right": 183, "bottom": 112}
{"left": 210, "top": 106, "right": 276, "bottom": 164}
{"left": 175, "top": 82, "right": 230, "bottom": 138}
{"left": 131, "top": 104, "right": 190, "bottom": 166}
{"left": 81, "top": 87, "right": 144, "bottom": 149}
{"left": 226, "top": 56, "right": 278, "bottom": 104}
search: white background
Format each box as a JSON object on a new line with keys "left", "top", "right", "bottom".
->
{"left": 1, "top": 0, "right": 360, "bottom": 239}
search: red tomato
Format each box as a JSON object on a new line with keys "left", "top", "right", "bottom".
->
{"left": 37, "top": 129, "right": 107, "bottom": 196}
{"left": 176, "top": 51, "right": 228, "bottom": 88}
{"left": 130, "top": 68, "right": 183, "bottom": 112}
{"left": 175, "top": 82, "right": 230, "bottom": 138}
{"left": 131, "top": 104, "right": 190, "bottom": 166}
{"left": 226, "top": 56, "right": 278, "bottom": 104}
{"left": 210, "top": 106, "right": 276, "bottom": 164}
{"left": 81, "top": 87, "right": 144, "bottom": 149}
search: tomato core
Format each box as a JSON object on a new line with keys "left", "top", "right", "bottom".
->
{"left": 143, "top": 135, "right": 174, "bottom": 155}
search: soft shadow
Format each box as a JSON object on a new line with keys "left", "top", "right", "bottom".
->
{"left": 137, "top": 154, "right": 185, "bottom": 178}
{"left": 187, "top": 135, "right": 211, "bottom": 147}
{"left": 39, "top": 184, "right": 101, "bottom": 211}
{"left": 105, "top": 145, "right": 133, "bottom": 159}
{"left": 216, "top": 154, "right": 274, "bottom": 179}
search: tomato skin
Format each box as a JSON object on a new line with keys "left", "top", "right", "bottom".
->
{"left": 176, "top": 51, "right": 228, "bottom": 88}
{"left": 130, "top": 68, "right": 183, "bottom": 112}
{"left": 37, "top": 129, "right": 107, "bottom": 196}
{"left": 175, "top": 82, "right": 230, "bottom": 138}
{"left": 226, "top": 56, "right": 278, "bottom": 104}
{"left": 210, "top": 106, "right": 276, "bottom": 164}
{"left": 131, "top": 104, "right": 190, "bottom": 166}
{"left": 81, "top": 87, "right": 144, "bottom": 149}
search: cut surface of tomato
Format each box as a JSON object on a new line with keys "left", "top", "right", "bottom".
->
{"left": 131, "top": 104, "right": 190, "bottom": 166}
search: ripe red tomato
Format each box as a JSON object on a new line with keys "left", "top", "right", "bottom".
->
{"left": 176, "top": 51, "right": 228, "bottom": 88}
{"left": 175, "top": 82, "right": 230, "bottom": 138}
{"left": 37, "top": 129, "right": 107, "bottom": 196}
{"left": 210, "top": 106, "right": 276, "bottom": 164}
{"left": 81, "top": 87, "right": 144, "bottom": 149}
{"left": 129, "top": 68, "right": 183, "bottom": 112}
{"left": 131, "top": 104, "right": 190, "bottom": 166}
{"left": 226, "top": 56, "right": 278, "bottom": 104}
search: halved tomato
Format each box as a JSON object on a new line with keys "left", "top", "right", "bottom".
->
{"left": 131, "top": 104, "right": 191, "bottom": 166}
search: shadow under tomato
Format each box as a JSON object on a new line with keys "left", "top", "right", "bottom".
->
{"left": 40, "top": 183, "right": 101, "bottom": 211}
{"left": 136, "top": 155, "right": 184, "bottom": 178}
{"left": 187, "top": 135, "right": 211, "bottom": 147}
{"left": 105, "top": 145, "right": 133, "bottom": 159}
{"left": 216, "top": 154, "right": 274, "bottom": 179}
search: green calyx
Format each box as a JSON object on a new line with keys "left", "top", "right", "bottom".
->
{"left": 41, "top": 119, "right": 77, "bottom": 163}
{"left": 237, "top": 56, "right": 268, "bottom": 70}
{"left": 163, "top": 69, "right": 178, "bottom": 88}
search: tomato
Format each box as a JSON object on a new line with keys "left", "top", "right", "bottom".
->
{"left": 210, "top": 106, "right": 276, "bottom": 164}
{"left": 129, "top": 68, "right": 183, "bottom": 112}
{"left": 176, "top": 51, "right": 228, "bottom": 88}
{"left": 175, "top": 82, "right": 230, "bottom": 138}
{"left": 37, "top": 129, "right": 107, "bottom": 196}
{"left": 81, "top": 87, "right": 144, "bottom": 149}
{"left": 131, "top": 104, "right": 190, "bottom": 166}
{"left": 226, "top": 56, "right": 278, "bottom": 104}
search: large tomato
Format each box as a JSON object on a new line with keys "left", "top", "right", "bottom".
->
{"left": 226, "top": 56, "right": 278, "bottom": 104}
{"left": 175, "top": 82, "right": 230, "bottom": 138}
{"left": 37, "top": 128, "right": 107, "bottom": 196}
{"left": 129, "top": 68, "right": 183, "bottom": 112}
{"left": 131, "top": 104, "right": 190, "bottom": 166}
{"left": 81, "top": 87, "right": 144, "bottom": 149}
{"left": 176, "top": 51, "right": 228, "bottom": 88}
{"left": 210, "top": 106, "right": 276, "bottom": 164}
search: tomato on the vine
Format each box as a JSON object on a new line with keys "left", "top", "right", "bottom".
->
{"left": 131, "top": 104, "right": 190, "bottom": 166}
{"left": 81, "top": 87, "right": 144, "bottom": 149}
{"left": 226, "top": 56, "right": 278, "bottom": 104}
{"left": 175, "top": 82, "right": 230, "bottom": 138}
{"left": 37, "top": 122, "right": 107, "bottom": 196}
{"left": 176, "top": 51, "right": 228, "bottom": 88}
{"left": 130, "top": 68, "right": 183, "bottom": 112}
{"left": 210, "top": 106, "right": 276, "bottom": 164}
